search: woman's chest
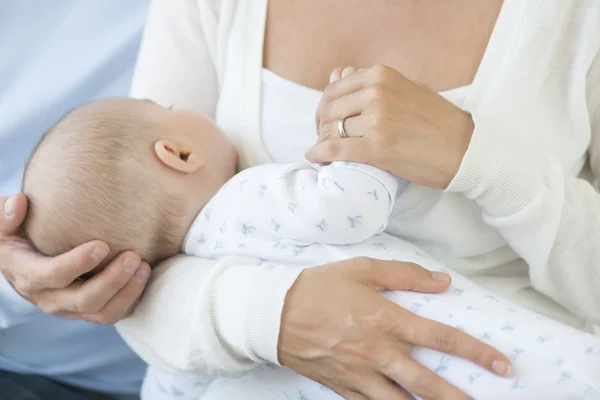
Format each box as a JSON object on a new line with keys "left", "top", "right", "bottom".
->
{"left": 247, "top": 67, "right": 590, "bottom": 261}
{"left": 263, "top": 0, "right": 503, "bottom": 92}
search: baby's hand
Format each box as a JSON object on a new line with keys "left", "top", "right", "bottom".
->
{"left": 329, "top": 66, "right": 359, "bottom": 83}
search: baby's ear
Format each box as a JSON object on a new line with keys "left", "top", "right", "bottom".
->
{"left": 154, "top": 140, "right": 204, "bottom": 173}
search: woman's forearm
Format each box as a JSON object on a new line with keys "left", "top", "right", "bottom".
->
{"left": 446, "top": 79, "right": 600, "bottom": 322}
{"left": 115, "top": 255, "right": 303, "bottom": 377}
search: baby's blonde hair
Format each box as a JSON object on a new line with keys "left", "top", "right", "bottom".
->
{"left": 22, "top": 100, "right": 186, "bottom": 272}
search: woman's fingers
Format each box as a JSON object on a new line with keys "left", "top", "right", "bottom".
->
{"left": 323, "top": 65, "right": 404, "bottom": 103}
{"left": 61, "top": 261, "right": 151, "bottom": 324}
{"left": 346, "top": 258, "right": 452, "bottom": 293}
{"left": 382, "top": 354, "right": 469, "bottom": 400}
{"left": 306, "top": 137, "right": 372, "bottom": 164}
{"left": 317, "top": 92, "right": 370, "bottom": 137}
{"left": 330, "top": 68, "right": 343, "bottom": 83}
{"left": 400, "top": 315, "right": 513, "bottom": 377}
{"left": 357, "top": 374, "right": 414, "bottom": 400}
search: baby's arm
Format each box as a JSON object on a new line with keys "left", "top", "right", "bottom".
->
{"left": 222, "top": 162, "right": 405, "bottom": 245}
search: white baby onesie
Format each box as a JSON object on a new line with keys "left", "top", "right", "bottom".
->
{"left": 142, "top": 162, "right": 600, "bottom": 400}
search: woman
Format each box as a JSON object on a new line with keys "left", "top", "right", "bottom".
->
{"left": 2, "top": 0, "right": 599, "bottom": 399}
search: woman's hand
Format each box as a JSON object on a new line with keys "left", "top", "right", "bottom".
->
{"left": 279, "top": 258, "right": 512, "bottom": 400}
{"left": 0, "top": 194, "right": 151, "bottom": 324}
{"left": 308, "top": 65, "right": 475, "bottom": 189}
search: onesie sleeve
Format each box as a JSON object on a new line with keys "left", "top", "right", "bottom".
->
{"left": 224, "top": 162, "right": 404, "bottom": 245}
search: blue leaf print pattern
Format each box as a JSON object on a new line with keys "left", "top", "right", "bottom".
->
{"left": 468, "top": 372, "right": 483, "bottom": 384}
{"left": 509, "top": 348, "right": 524, "bottom": 361}
{"left": 274, "top": 241, "right": 288, "bottom": 250}
{"left": 316, "top": 219, "right": 328, "bottom": 232}
{"left": 367, "top": 189, "right": 379, "bottom": 200}
{"left": 484, "top": 294, "right": 499, "bottom": 302}
{"left": 171, "top": 385, "right": 184, "bottom": 397}
{"left": 299, "top": 389, "right": 309, "bottom": 400}
{"left": 292, "top": 248, "right": 305, "bottom": 257}
{"left": 410, "top": 302, "right": 424, "bottom": 314}
{"left": 347, "top": 215, "right": 363, "bottom": 228}
{"left": 214, "top": 241, "right": 224, "bottom": 250}
{"left": 278, "top": 171, "right": 291, "bottom": 180}
{"left": 288, "top": 203, "right": 298, "bottom": 214}
{"left": 220, "top": 222, "right": 227, "bottom": 234}
{"left": 271, "top": 219, "right": 281, "bottom": 232}
{"left": 300, "top": 180, "right": 307, "bottom": 192}
{"left": 435, "top": 356, "right": 450, "bottom": 374}
{"left": 239, "top": 179, "right": 248, "bottom": 191}
{"left": 584, "top": 346, "right": 600, "bottom": 356}
{"left": 557, "top": 371, "right": 572, "bottom": 385}
{"left": 512, "top": 379, "right": 527, "bottom": 390}
{"left": 466, "top": 305, "right": 480, "bottom": 311}
{"left": 238, "top": 243, "right": 246, "bottom": 248}
{"left": 481, "top": 332, "right": 492, "bottom": 341}
{"left": 537, "top": 335, "right": 553, "bottom": 344}
{"left": 501, "top": 322, "right": 516, "bottom": 332}
{"left": 242, "top": 224, "right": 255, "bottom": 236}
{"left": 373, "top": 242, "right": 387, "bottom": 250}
{"left": 257, "top": 184, "right": 268, "bottom": 197}
{"left": 452, "top": 288, "right": 464, "bottom": 296}
{"left": 197, "top": 234, "right": 206, "bottom": 244}
{"left": 204, "top": 208, "right": 212, "bottom": 221}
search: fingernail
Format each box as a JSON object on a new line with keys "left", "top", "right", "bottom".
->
{"left": 492, "top": 360, "right": 513, "bottom": 377}
{"left": 90, "top": 247, "right": 109, "bottom": 262}
{"left": 134, "top": 267, "right": 150, "bottom": 283}
{"left": 431, "top": 271, "right": 451, "bottom": 282}
{"left": 123, "top": 258, "right": 141, "bottom": 274}
{"left": 3, "top": 196, "right": 14, "bottom": 217}
{"left": 341, "top": 66, "right": 356, "bottom": 78}
{"left": 329, "top": 68, "right": 341, "bottom": 83}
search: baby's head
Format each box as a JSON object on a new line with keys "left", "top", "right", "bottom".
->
{"left": 22, "top": 97, "right": 237, "bottom": 272}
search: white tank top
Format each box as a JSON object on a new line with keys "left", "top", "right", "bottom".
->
{"left": 261, "top": 68, "right": 470, "bottom": 164}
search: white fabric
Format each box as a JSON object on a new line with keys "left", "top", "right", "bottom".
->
{"left": 141, "top": 161, "right": 600, "bottom": 400}
{"left": 261, "top": 69, "right": 470, "bottom": 164}
{"left": 118, "top": 0, "right": 600, "bottom": 379}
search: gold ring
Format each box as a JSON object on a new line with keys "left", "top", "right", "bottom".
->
{"left": 338, "top": 117, "right": 349, "bottom": 138}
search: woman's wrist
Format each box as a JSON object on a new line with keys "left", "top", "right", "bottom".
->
{"left": 445, "top": 116, "right": 556, "bottom": 217}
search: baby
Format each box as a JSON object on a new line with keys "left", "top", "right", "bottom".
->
{"left": 23, "top": 98, "right": 600, "bottom": 400}
{"left": 22, "top": 97, "right": 237, "bottom": 272}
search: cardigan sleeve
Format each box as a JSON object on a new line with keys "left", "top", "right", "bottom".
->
{"left": 446, "top": 49, "right": 600, "bottom": 324}
{"left": 118, "top": 0, "right": 304, "bottom": 377}
{"left": 129, "top": 0, "right": 219, "bottom": 116}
